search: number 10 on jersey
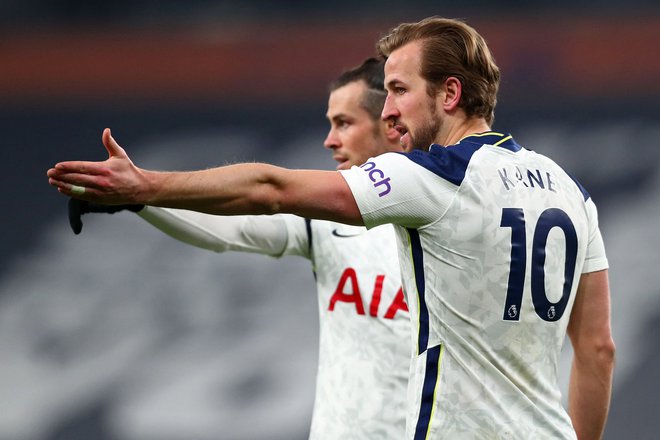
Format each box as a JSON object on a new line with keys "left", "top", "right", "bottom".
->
{"left": 500, "top": 207, "right": 578, "bottom": 322}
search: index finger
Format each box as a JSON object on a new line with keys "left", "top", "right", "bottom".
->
{"left": 53, "top": 161, "right": 107, "bottom": 175}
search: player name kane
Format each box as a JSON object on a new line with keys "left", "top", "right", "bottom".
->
{"left": 497, "top": 166, "right": 558, "bottom": 192}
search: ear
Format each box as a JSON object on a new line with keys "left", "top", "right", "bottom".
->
{"left": 441, "top": 77, "right": 462, "bottom": 112}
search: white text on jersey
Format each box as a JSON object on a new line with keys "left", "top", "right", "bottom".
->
{"left": 497, "top": 166, "right": 558, "bottom": 192}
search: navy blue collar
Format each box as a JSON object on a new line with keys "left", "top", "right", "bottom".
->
{"left": 431, "top": 131, "right": 521, "bottom": 153}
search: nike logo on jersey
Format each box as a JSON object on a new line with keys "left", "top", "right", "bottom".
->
{"left": 332, "top": 229, "right": 363, "bottom": 238}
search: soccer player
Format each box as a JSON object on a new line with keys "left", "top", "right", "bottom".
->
{"left": 48, "top": 17, "right": 616, "bottom": 440}
{"left": 66, "top": 58, "right": 410, "bottom": 440}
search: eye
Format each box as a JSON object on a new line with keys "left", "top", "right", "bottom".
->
{"left": 337, "top": 119, "right": 350, "bottom": 129}
{"left": 395, "top": 87, "right": 406, "bottom": 95}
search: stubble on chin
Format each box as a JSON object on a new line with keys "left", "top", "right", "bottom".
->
{"left": 409, "top": 121, "right": 440, "bottom": 151}
{"left": 409, "top": 102, "right": 441, "bottom": 151}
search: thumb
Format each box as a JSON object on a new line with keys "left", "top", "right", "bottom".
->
{"left": 102, "top": 128, "right": 128, "bottom": 159}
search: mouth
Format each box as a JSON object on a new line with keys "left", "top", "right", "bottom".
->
{"left": 395, "top": 123, "right": 414, "bottom": 151}
{"left": 333, "top": 155, "right": 350, "bottom": 170}
{"left": 393, "top": 121, "right": 408, "bottom": 137}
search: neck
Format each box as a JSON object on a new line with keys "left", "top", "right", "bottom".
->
{"left": 437, "top": 118, "right": 491, "bottom": 147}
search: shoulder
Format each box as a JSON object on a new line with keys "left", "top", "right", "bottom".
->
{"left": 528, "top": 149, "right": 592, "bottom": 202}
{"left": 404, "top": 132, "right": 522, "bottom": 186}
{"left": 403, "top": 143, "right": 480, "bottom": 186}
{"left": 565, "top": 172, "right": 591, "bottom": 202}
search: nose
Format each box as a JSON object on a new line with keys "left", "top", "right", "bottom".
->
{"left": 381, "top": 93, "right": 399, "bottom": 122}
{"left": 323, "top": 128, "right": 339, "bottom": 150}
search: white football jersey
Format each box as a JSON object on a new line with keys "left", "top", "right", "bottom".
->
{"left": 281, "top": 217, "right": 410, "bottom": 440}
{"left": 340, "top": 132, "right": 609, "bottom": 440}
{"left": 138, "top": 208, "right": 411, "bottom": 439}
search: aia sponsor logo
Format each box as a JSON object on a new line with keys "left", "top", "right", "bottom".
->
{"left": 328, "top": 268, "right": 408, "bottom": 319}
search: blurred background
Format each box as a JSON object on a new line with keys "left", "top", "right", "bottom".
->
{"left": 1, "top": 1, "right": 659, "bottom": 439}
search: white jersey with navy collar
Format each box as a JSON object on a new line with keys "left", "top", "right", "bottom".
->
{"left": 340, "top": 132, "right": 608, "bottom": 440}
{"left": 283, "top": 218, "right": 410, "bottom": 440}
{"left": 137, "top": 208, "right": 411, "bottom": 439}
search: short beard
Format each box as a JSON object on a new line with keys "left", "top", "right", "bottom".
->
{"left": 409, "top": 97, "right": 441, "bottom": 151}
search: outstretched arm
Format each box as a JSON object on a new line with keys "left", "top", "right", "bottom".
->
{"left": 47, "top": 128, "right": 363, "bottom": 225}
{"left": 567, "top": 269, "right": 615, "bottom": 440}
{"left": 138, "top": 208, "right": 309, "bottom": 257}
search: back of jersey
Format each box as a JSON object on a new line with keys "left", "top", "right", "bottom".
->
{"left": 415, "top": 137, "right": 600, "bottom": 439}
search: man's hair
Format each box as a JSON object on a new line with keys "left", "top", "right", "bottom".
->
{"left": 329, "top": 57, "right": 387, "bottom": 121}
{"left": 377, "top": 17, "right": 500, "bottom": 125}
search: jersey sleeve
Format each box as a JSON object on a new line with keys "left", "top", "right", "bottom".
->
{"left": 582, "top": 198, "right": 609, "bottom": 273}
{"left": 138, "top": 207, "right": 309, "bottom": 258}
{"left": 339, "top": 152, "right": 457, "bottom": 229}
{"left": 278, "top": 215, "right": 312, "bottom": 259}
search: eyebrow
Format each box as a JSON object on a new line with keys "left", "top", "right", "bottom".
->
{"left": 332, "top": 111, "right": 353, "bottom": 119}
{"left": 385, "top": 79, "right": 402, "bottom": 90}
{"left": 327, "top": 112, "right": 351, "bottom": 123}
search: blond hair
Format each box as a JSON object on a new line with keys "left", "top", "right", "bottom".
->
{"left": 377, "top": 17, "right": 500, "bottom": 125}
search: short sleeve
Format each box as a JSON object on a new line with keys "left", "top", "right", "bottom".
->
{"left": 582, "top": 198, "right": 609, "bottom": 273}
{"left": 339, "top": 152, "right": 458, "bottom": 229}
